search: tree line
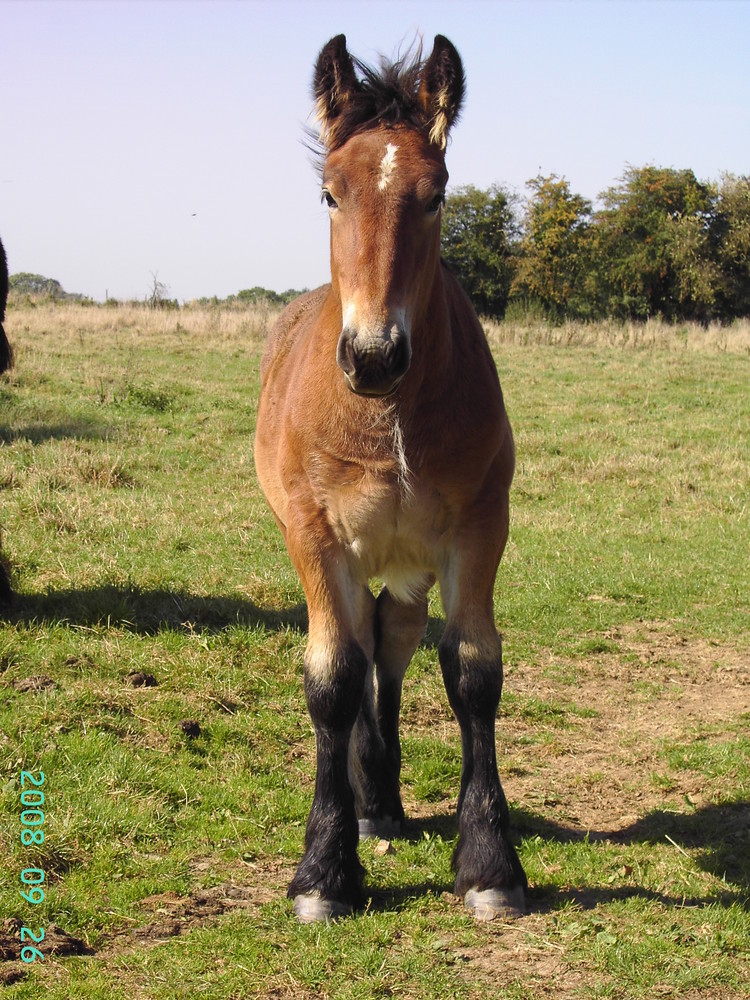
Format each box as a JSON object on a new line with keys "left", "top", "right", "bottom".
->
{"left": 8, "top": 273, "right": 306, "bottom": 310}
{"left": 441, "top": 167, "right": 750, "bottom": 322}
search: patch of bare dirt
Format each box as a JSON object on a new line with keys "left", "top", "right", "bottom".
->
{"left": 0, "top": 860, "right": 294, "bottom": 987}
{"left": 0, "top": 916, "right": 92, "bottom": 962}
{"left": 10, "top": 675, "right": 56, "bottom": 692}
{"left": 100, "top": 884, "right": 256, "bottom": 952}
{"left": 501, "top": 622, "right": 750, "bottom": 834}
{"left": 453, "top": 914, "right": 594, "bottom": 1000}
{"left": 97, "top": 858, "right": 294, "bottom": 958}
{"left": 0, "top": 917, "right": 92, "bottom": 986}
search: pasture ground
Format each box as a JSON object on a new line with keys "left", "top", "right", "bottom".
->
{"left": 0, "top": 301, "right": 748, "bottom": 998}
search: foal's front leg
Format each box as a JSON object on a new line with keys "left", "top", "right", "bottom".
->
{"left": 438, "top": 621, "right": 527, "bottom": 918}
{"left": 285, "top": 518, "right": 369, "bottom": 921}
{"left": 438, "top": 517, "right": 527, "bottom": 919}
{"left": 289, "top": 634, "right": 368, "bottom": 921}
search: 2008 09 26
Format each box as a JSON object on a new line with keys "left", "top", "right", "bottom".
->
{"left": 19, "top": 770, "right": 46, "bottom": 964}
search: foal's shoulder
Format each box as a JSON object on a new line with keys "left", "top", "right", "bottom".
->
{"left": 260, "top": 284, "right": 330, "bottom": 386}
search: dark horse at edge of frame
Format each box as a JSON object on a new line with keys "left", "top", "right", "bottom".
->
{"left": 254, "top": 34, "right": 527, "bottom": 922}
{"left": 1, "top": 235, "right": 13, "bottom": 605}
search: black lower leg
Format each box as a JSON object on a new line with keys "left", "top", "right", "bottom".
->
{"left": 0, "top": 562, "right": 12, "bottom": 606}
{"left": 288, "top": 641, "right": 368, "bottom": 908}
{"left": 350, "top": 684, "right": 405, "bottom": 825}
{"left": 439, "top": 632, "right": 527, "bottom": 896}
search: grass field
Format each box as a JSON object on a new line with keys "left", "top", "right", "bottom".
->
{"left": 1, "top": 301, "right": 748, "bottom": 998}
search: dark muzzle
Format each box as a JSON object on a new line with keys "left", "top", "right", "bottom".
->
{"left": 336, "top": 325, "right": 411, "bottom": 396}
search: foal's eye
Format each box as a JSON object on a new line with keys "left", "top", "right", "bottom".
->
{"left": 426, "top": 193, "right": 445, "bottom": 214}
{"left": 322, "top": 190, "right": 338, "bottom": 210}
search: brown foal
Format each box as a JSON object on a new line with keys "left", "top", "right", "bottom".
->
{"left": 254, "top": 34, "right": 526, "bottom": 922}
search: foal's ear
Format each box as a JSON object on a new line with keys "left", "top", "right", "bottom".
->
{"left": 417, "top": 35, "right": 465, "bottom": 150}
{"left": 313, "top": 35, "right": 360, "bottom": 147}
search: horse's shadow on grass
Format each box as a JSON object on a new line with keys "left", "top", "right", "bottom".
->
{"left": 1, "top": 581, "right": 448, "bottom": 644}
{"left": 365, "top": 802, "right": 749, "bottom": 914}
{"left": 0, "top": 421, "right": 113, "bottom": 444}
{"left": 511, "top": 802, "right": 748, "bottom": 913}
{"left": 359, "top": 800, "right": 749, "bottom": 914}
{"left": 1, "top": 583, "right": 309, "bottom": 634}
{"left": 606, "top": 802, "right": 749, "bottom": 905}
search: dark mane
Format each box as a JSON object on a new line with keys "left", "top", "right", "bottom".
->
{"left": 308, "top": 42, "right": 461, "bottom": 165}
{"left": 331, "top": 46, "right": 426, "bottom": 146}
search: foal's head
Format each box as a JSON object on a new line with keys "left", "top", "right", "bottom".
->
{"left": 313, "top": 35, "right": 464, "bottom": 396}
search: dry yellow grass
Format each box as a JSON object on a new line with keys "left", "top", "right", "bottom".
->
{"left": 7, "top": 296, "right": 749, "bottom": 361}
{"left": 4, "top": 297, "right": 280, "bottom": 357}
{"left": 482, "top": 314, "right": 750, "bottom": 353}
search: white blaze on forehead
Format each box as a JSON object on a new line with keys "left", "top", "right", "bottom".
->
{"left": 378, "top": 143, "right": 398, "bottom": 191}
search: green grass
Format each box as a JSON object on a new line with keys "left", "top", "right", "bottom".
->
{"left": 1, "top": 302, "right": 748, "bottom": 998}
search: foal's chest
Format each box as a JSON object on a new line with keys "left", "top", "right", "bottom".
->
{"left": 317, "top": 438, "right": 454, "bottom": 593}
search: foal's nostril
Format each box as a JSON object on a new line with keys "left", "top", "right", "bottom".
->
{"left": 390, "top": 334, "right": 411, "bottom": 378}
{"left": 336, "top": 329, "right": 358, "bottom": 376}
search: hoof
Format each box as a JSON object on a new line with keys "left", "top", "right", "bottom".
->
{"left": 292, "top": 893, "right": 353, "bottom": 924}
{"left": 464, "top": 886, "right": 525, "bottom": 921}
{"left": 358, "top": 815, "right": 403, "bottom": 840}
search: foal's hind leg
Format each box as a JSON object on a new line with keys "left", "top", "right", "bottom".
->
{"left": 350, "top": 584, "right": 429, "bottom": 839}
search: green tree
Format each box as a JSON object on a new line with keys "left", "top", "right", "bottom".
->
{"left": 712, "top": 173, "right": 750, "bottom": 318}
{"left": 511, "top": 174, "right": 592, "bottom": 320}
{"left": 235, "top": 287, "right": 305, "bottom": 306}
{"left": 668, "top": 206, "right": 722, "bottom": 319}
{"left": 440, "top": 184, "right": 519, "bottom": 318}
{"left": 9, "top": 273, "right": 66, "bottom": 297}
{"left": 591, "top": 165, "right": 716, "bottom": 320}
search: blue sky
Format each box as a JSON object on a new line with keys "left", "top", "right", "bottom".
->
{"left": 2, "top": 0, "right": 749, "bottom": 302}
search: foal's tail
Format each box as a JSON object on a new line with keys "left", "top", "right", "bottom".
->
{"left": 0, "top": 235, "right": 11, "bottom": 374}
